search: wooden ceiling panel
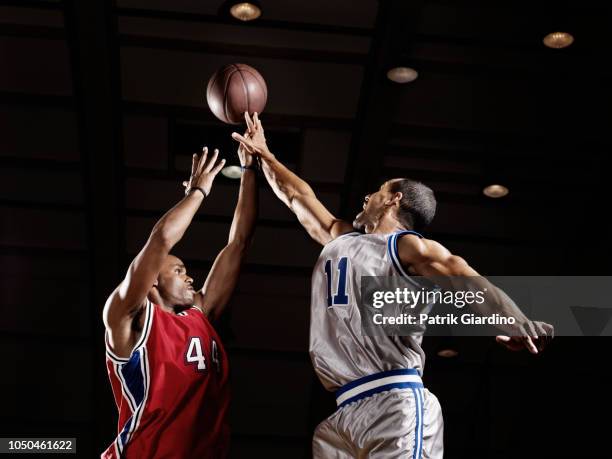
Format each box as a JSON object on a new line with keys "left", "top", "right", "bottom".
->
{"left": 0, "top": 105, "right": 78, "bottom": 160}
{"left": 123, "top": 114, "right": 169, "bottom": 170}
{"left": 300, "top": 128, "right": 351, "bottom": 184}
{"left": 0, "top": 167, "right": 83, "bottom": 205}
{"left": 0, "top": 207, "right": 86, "bottom": 250}
{"left": 391, "top": 71, "right": 539, "bottom": 133}
{"left": 0, "top": 341, "right": 93, "bottom": 423}
{"left": 125, "top": 215, "right": 322, "bottom": 267}
{"left": 0, "top": 6, "right": 64, "bottom": 28}
{"left": 229, "top": 354, "right": 313, "bottom": 436}
{"left": 0, "top": 254, "right": 91, "bottom": 339}
{"left": 435, "top": 239, "right": 565, "bottom": 275}
{"left": 118, "top": 0, "right": 377, "bottom": 29}
{"left": 428, "top": 199, "right": 562, "bottom": 242}
{"left": 417, "top": 2, "right": 556, "bottom": 45}
{"left": 118, "top": 16, "right": 370, "bottom": 54}
{"left": 228, "top": 291, "right": 310, "bottom": 351}
{"left": 120, "top": 47, "right": 364, "bottom": 118}
{"left": 0, "top": 37, "right": 72, "bottom": 95}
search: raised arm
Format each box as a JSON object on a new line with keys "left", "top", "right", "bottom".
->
{"left": 231, "top": 112, "right": 353, "bottom": 245}
{"left": 397, "top": 234, "right": 554, "bottom": 353}
{"left": 193, "top": 122, "right": 259, "bottom": 320}
{"left": 103, "top": 148, "right": 226, "bottom": 357}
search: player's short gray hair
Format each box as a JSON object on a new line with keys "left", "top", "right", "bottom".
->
{"left": 388, "top": 179, "right": 436, "bottom": 232}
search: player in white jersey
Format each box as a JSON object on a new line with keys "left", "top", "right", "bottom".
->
{"left": 232, "top": 113, "right": 553, "bottom": 458}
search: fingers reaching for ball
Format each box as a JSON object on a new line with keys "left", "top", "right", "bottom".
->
{"left": 244, "top": 111, "right": 255, "bottom": 134}
{"left": 232, "top": 112, "right": 271, "bottom": 159}
{"left": 184, "top": 147, "right": 226, "bottom": 196}
{"left": 253, "top": 112, "right": 263, "bottom": 132}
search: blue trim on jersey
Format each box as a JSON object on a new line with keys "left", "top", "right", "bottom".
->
{"left": 119, "top": 414, "right": 134, "bottom": 453}
{"left": 116, "top": 350, "right": 145, "bottom": 453}
{"left": 387, "top": 234, "right": 405, "bottom": 277}
{"left": 336, "top": 368, "right": 420, "bottom": 397}
{"left": 120, "top": 351, "right": 145, "bottom": 406}
{"left": 417, "top": 388, "right": 424, "bottom": 458}
{"left": 412, "top": 388, "right": 423, "bottom": 459}
{"left": 115, "top": 347, "right": 150, "bottom": 455}
{"left": 396, "top": 230, "right": 424, "bottom": 238}
{"left": 392, "top": 230, "right": 423, "bottom": 277}
{"left": 338, "top": 381, "right": 424, "bottom": 409}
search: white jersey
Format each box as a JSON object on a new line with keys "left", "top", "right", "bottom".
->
{"left": 309, "top": 230, "right": 430, "bottom": 391}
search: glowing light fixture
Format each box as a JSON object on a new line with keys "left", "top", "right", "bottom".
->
{"left": 387, "top": 67, "right": 419, "bottom": 83}
{"left": 221, "top": 165, "right": 243, "bottom": 179}
{"left": 543, "top": 32, "right": 574, "bottom": 49}
{"left": 230, "top": 2, "right": 262, "bottom": 21}
{"left": 437, "top": 349, "right": 459, "bottom": 358}
{"left": 483, "top": 184, "right": 509, "bottom": 198}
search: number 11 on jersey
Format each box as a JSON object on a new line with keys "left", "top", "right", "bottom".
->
{"left": 324, "top": 257, "right": 350, "bottom": 307}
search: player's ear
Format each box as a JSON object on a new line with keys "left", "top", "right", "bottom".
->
{"left": 386, "top": 191, "right": 403, "bottom": 207}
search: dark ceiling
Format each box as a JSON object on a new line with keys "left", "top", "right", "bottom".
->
{"left": 1, "top": 0, "right": 610, "bottom": 457}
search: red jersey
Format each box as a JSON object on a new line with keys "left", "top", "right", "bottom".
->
{"left": 101, "top": 300, "right": 230, "bottom": 458}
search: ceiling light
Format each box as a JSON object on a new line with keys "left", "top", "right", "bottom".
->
{"left": 543, "top": 32, "right": 574, "bottom": 49}
{"left": 221, "top": 165, "right": 243, "bottom": 179}
{"left": 230, "top": 2, "right": 262, "bottom": 22}
{"left": 437, "top": 349, "right": 459, "bottom": 358}
{"left": 387, "top": 67, "right": 418, "bottom": 84}
{"left": 483, "top": 184, "right": 509, "bottom": 198}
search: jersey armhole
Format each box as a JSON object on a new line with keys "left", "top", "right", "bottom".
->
{"left": 105, "top": 330, "right": 130, "bottom": 365}
{"left": 105, "top": 299, "right": 155, "bottom": 364}
{"left": 387, "top": 231, "right": 424, "bottom": 286}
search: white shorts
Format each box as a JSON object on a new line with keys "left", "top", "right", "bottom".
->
{"left": 313, "top": 369, "right": 443, "bottom": 459}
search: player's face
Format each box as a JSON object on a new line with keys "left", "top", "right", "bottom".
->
{"left": 156, "top": 255, "right": 196, "bottom": 307}
{"left": 353, "top": 180, "right": 398, "bottom": 233}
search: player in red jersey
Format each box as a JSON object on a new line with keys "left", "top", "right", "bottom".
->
{"left": 101, "top": 123, "right": 258, "bottom": 458}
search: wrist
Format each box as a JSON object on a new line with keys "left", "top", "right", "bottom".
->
{"left": 186, "top": 186, "right": 208, "bottom": 198}
{"left": 262, "top": 148, "right": 275, "bottom": 161}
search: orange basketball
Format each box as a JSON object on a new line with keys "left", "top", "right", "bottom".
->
{"left": 206, "top": 63, "right": 268, "bottom": 124}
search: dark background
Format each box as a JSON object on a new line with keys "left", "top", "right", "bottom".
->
{"left": 1, "top": 0, "right": 610, "bottom": 457}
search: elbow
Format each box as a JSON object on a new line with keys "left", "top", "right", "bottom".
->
{"left": 227, "top": 236, "right": 253, "bottom": 256}
{"left": 150, "top": 227, "right": 175, "bottom": 250}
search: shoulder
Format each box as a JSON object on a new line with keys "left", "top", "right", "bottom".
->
{"left": 329, "top": 220, "right": 357, "bottom": 242}
{"left": 397, "top": 233, "right": 449, "bottom": 263}
{"left": 105, "top": 299, "right": 155, "bottom": 360}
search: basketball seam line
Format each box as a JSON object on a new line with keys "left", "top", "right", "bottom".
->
{"left": 240, "top": 68, "right": 268, "bottom": 101}
{"left": 206, "top": 69, "right": 219, "bottom": 101}
{"left": 235, "top": 65, "right": 250, "bottom": 115}
{"left": 222, "top": 67, "right": 239, "bottom": 124}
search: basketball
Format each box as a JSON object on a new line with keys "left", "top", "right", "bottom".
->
{"left": 206, "top": 63, "right": 268, "bottom": 124}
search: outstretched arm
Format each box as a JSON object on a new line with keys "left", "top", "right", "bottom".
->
{"left": 397, "top": 234, "right": 554, "bottom": 354}
{"left": 231, "top": 112, "right": 353, "bottom": 245}
{"left": 194, "top": 122, "right": 258, "bottom": 320}
{"left": 103, "top": 148, "right": 226, "bottom": 357}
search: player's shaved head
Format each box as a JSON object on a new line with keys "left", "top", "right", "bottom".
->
{"left": 386, "top": 178, "right": 436, "bottom": 231}
{"left": 153, "top": 254, "right": 195, "bottom": 308}
{"left": 353, "top": 178, "right": 436, "bottom": 233}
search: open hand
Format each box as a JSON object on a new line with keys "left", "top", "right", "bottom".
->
{"left": 232, "top": 112, "right": 273, "bottom": 160}
{"left": 496, "top": 320, "right": 554, "bottom": 354}
{"left": 182, "top": 147, "right": 226, "bottom": 196}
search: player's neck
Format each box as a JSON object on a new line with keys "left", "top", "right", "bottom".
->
{"left": 148, "top": 291, "right": 176, "bottom": 314}
{"left": 370, "top": 217, "right": 407, "bottom": 235}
